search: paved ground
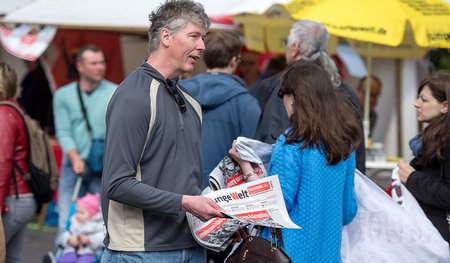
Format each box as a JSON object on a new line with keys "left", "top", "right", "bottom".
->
{"left": 23, "top": 221, "right": 57, "bottom": 263}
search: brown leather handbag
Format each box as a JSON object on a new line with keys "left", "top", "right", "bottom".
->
{"left": 226, "top": 228, "right": 292, "bottom": 263}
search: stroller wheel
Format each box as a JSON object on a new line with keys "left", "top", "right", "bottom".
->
{"left": 42, "top": 251, "right": 56, "bottom": 263}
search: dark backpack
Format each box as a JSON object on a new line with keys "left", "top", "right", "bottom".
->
{"left": 0, "top": 101, "right": 59, "bottom": 203}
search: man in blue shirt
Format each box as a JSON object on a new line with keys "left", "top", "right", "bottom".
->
{"left": 53, "top": 44, "right": 116, "bottom": 248}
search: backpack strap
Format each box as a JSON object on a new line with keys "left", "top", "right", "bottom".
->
{"left": 0, "top": 102, "right": 29, "bottom": 141}
{"left": 0, "top": 101, "right": 24, "bottom": 117}
{"left": 0, "top": 102, "right": 29, "bottom": 156}
{"left": 0, "top": 101, "right": 28, "bottom": 199}
{"left": 11, "top": 163, "right": 20, "bottom": 199}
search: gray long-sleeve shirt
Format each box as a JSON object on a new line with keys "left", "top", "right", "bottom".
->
{"left": 101, "top": 62, "right": 203, "bottom": 251}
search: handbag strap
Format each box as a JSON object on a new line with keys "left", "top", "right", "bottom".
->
{"left": 270, "top": 228, "right": 285, "bottom": 249}
{"left": 77, "top": 83, "right": 93, "bottom": 138}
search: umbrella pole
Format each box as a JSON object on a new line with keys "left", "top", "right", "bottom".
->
{"left": 396, "top": 59, "right": 403, "bottom": 158}
{"left": 363, "top": 42, "right": 373, "bottom": 147}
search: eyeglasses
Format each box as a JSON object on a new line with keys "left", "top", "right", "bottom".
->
{"left": 282, "top": 39, "right": 288, "bottom": 47}
{"left": 278, "top": 89, "right": 290, "bottom": 99}
{"left": 167, "top": 79, "right": 187, "bottom": 113}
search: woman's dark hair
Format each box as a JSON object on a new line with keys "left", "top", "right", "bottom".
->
{"left": 418, "top": 73, "right": 450, "bottom": 167}
{"left": 279, "top": 62, "right": 361, "bottom": 165}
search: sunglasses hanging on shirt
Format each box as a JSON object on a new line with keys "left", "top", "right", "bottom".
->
{"left": 166, "top": 79, "right": 187, "bottom": 113}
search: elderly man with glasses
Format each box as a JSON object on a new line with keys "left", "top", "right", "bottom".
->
{"left": 250, "top": 19, "right": 366, "bottom": 174}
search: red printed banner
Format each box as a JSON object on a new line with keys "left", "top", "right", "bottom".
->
{"left": 235, "top": 210, "right": 271, "bottom": 220}
{"left": 225, "top": 165, "right": 265, "bottom": 188}
{"left": 196, "top": 218, "right": 227, "bottom": 240}
{"left": 225, "top": 173, "right": 245, "bottom": 188}
{"left": 248, "top": 181, "right": 271, "bottom": 195}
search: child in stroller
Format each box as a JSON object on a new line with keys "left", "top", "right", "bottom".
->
{"left": 57, "top": 192, "right": 104, "bottom": 263}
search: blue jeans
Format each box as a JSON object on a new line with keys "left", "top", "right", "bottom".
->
{"left": 55, "top": 158, "right": 101, "bottom": 249}
{"left": 101, "top": 247, "right": 206, "bottom": 263}
{"left": 2, "top": 195, "right": 37, "bottom": 263}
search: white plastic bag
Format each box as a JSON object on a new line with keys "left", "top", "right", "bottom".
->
{"left": 341, "top": 170, "right": 450, "bottom": 262}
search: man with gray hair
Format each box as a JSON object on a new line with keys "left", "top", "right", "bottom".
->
{"left": 251, "top": 20, "right": 329, "bottom": 142}
{"left": 251, "top": 19, "right": 365, "bottom": 173}
{"left": 101, "top": 1, "right": 226, "bottom": 261}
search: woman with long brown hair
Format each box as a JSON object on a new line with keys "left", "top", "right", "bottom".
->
{"left": 230, "top": 61, "right": 361, "bottom": 262}
{"left": 0, "top": 62, "right": 37, "bottom": 263}
{"left": 398, "top": 73, "right": 450, "bottom": 243}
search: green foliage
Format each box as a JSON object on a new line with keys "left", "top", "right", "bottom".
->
{"left": 428, "top": 49, "right": 450, "bottom": 74}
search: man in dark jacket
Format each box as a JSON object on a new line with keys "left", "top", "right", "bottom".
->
{"left": 180, "top": 31, "right": 261, "bottom": 188}
{"left": 101, "top": 1, "right": 225, "bottom": 262}
{"left": 250, "top": 20, "right": 366, "bottom": 173}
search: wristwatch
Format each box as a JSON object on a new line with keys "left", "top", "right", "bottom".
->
{"left": 242, "top": 171, "right": 256, "bottom": 181}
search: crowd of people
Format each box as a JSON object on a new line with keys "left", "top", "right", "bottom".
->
{"left": 0, "top": 0, "right": 449, "bottom": 262}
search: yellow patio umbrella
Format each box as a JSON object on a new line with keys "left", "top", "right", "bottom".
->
{"left": 285, "top": 0, "right": 450, "bottom": 145}
{"left": 346, "top": 24, "right": 428, "bottom": 60}
{"left": 232, "top": 4, "right": 296, "bottom": 53}
{"left": 232, "top": 2, "right": 429, "bottom": 58}
{"left": 285, "top": 0, "right": 450, "bottom": 48}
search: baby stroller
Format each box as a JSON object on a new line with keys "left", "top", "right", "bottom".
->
{"left": 43, "top": 177, "right": 103, "bottom": 263}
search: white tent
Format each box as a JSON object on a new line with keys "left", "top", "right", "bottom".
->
{"left": 1, "top": 0, "right": 292, "bottom": 31}
{"left": 0, "top": 0, "right": 35, "bottom": 16}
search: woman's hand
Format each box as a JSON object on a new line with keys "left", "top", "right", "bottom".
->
{"left": 229, "top": 140, "right": 245, "bottom": 166}
{"left": 229, "top": 140, "right": 253, "bottom": 175}
{"left": 231, "top": 227, "right": 249, "bottom": 244}
{"left": 397, "top": 160, "right": 416, "bottom": 184}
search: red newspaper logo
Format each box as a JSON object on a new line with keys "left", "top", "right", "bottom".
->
{"left": 235, "top": 210, "right": 270, "bottom": 220}
{"left": 196, "top": 218, "right": 227, "bottom": 240}
{"left": 248, "top": 182, "right": 271, "bottom": 195}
